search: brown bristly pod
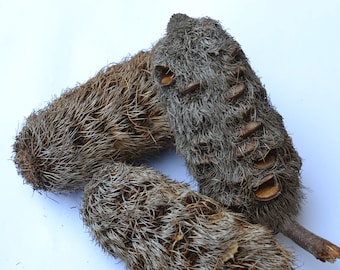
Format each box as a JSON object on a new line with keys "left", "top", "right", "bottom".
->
{"left": 152, "top": 13, "right": 340, "bottom": 262}
{"left": 82, "top": 162, "right": 294, "bottom": 270}
{"left": 13, "top": 51, "right": 172, "bottom": 193}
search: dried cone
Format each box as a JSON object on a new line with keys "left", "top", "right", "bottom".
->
{"left": 152, "top": 13, "right": 340, "bottom": 262}
{"left": 82, "top": 162, "right": 294, "bottom": 270}
{"left": 13, "top": 51, "right": 172, "bottom": 193}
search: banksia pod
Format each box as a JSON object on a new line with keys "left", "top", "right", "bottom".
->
{"left": 13, "top": 51, "right": 172, "bottom": 193}
{"left": 82, "top": 162, "right": 294, "bottom": 270}
{"left": 152, "top": 13, "right": 340, "bottom": 262}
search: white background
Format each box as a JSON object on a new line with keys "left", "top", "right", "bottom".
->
{"left": 1, "top": 0, "right": 340, "bottom": 269}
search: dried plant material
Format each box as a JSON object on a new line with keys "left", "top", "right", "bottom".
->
{"left": 234, "top": 141, "right": 257, "bottom": 158}
{"left": 157, "top": 66, "right": 175, "bottom": 86}
{"left": 180, "top": 82, "right": 201, "bottom": 95}
{"left": 82, "top": 163, "right": 294, "bottom": 270}
{"left": 161, "top": 75, "right": 175, "bottom": 86}
{"left": 254, "top": 150, "right": 276, "bottom": 170}
{"left": 222, "top": 242, "right": 238, "bottom": 263}
{"left": 253, "top": 174, "right": 281, "bottom": 201}
{"left": 13, "top": 51, "right": 172, "bottom": 193}
{"left": 152, "top": 13, "right": 340, "bottom": 262}
{"left": 238, "top": 121, "right": 262, "bottom": 139}
{"left": 282, "top": 220, "right": 340, "bottom": 263}
{"left": 226, "top": 83, "right": 245, "bottom": 100}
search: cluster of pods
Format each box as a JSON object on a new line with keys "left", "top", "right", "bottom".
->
{"left": 14, "top": 13, "right": 340, "bottom": 269}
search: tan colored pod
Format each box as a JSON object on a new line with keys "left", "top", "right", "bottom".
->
{"left": 152, "top": 13, "right": 340, "bottom": 262}
{"left": 13, "top": 51, "right": 172, "bottom": 193}
{"left": 82, "top": 162, "right": 294, "bottom": 270}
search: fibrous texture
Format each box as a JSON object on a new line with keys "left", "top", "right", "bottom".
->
{"left": 152, "top": 13, "right": 301, "bottom": 234}
{"left": 82, "top": 163, "right": 294, "bottom": 270}
{"left": 13, "top": 51, "right": 172, "bottom": 193}
{"left": 152, "top": 13, "right": 340, "bottom": 262}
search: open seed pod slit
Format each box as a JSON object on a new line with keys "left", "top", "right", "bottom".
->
{"left": 152, "top": 13, "right": 340, "bottom": 262}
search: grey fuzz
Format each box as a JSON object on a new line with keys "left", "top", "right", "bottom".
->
{"left": 152, "top": 13, "right": 303, "bottom": 233}
{"left": 152, "top": 14, "right": 340, "bottom": 263}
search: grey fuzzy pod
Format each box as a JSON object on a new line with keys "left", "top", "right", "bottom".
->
{"left": 13, "top": 51, "right": 172, "bottom": 193}
{"left": 152, "top": 13, "right": 302, "bottom": 233}
{"left": 152, "top": 14, "right": 340, "bottom": 262}
{"left": 82, "top": 162, "right": 294, "bottom": 270}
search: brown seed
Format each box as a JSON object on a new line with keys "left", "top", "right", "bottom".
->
{"left": 180, "top": 82, "right": 200, "bottom": 95}
{"left": 222, "top": 242, "right": 239, "bottom": 262}
{"left": 155, "top": 65, "right": 175, "bottom": 86}
{"left": 152, "top": 13, "right": 340, "bottom": 262}
{"left": 161, "top": 74, "right": 175, "bottom": 85}
{"left": 13, "top": 51, "right": 172, "bottom": 193}
{"left": 235, "top": 141, "right": 256, "bottom": 158}
{"left": 254, "top": 150, "right": 276, "bottom": 170}
{"left": 238, "top": 121, "right": 262, "bottom": 138}
{"left": 226, "top": 83, "right": 245, "bottom": 100}
{"left": 253, "top": 174, "right": 281, "bottom": 201}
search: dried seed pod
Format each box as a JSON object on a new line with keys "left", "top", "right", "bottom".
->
{"left": 82, "top": 162, "right": 294, "bottom": 270}
{"left": 152, "top": 13, "right": 340, "bottom": 262}
{"left": 13, "top": 51, "right": 172, "bottom": 193}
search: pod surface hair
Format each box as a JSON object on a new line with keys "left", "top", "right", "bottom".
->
{"left": 152, "top": 13, "right": 340, "bottom": 263}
